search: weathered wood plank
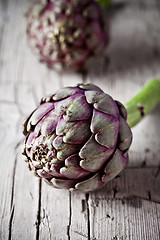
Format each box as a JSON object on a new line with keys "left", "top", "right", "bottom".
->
{"left": 70, "top": 191, "right": 89, "bottom": 240}
{"left": 89, "top": 198, "right": 160, "bottom": 240}
{"left": 0, "top": 85, "right": 40, "bottom": 239}
{"left": 90, "top": 168, "right": 160, "bottom": 202}
{"left": 0, "top": 1, "right": 25, "bottom": 238}
{"left": 89, "top": 167, "right": 160, "bottom": 240}
{"left": 0, "top": 105, "right": 20, "bottom": 240}
{"left": 39, "top": 184, "right": 70, "bottom": 240}
{"left": 10, "top": 147, "right": 40, "bottom": 240}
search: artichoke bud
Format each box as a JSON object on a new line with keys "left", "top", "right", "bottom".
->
{"left": 26, "top": 0, "right": 109, "bottom": 72}
{"left": 23, "top": 84, "right": 132, "bottom": 192}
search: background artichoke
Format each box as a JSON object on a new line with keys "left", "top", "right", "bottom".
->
{"left": 23, "top": 83, "right": 132, "bottom": 192}
{"left": 26, "top": 0, "right": 109, "bottom": 72}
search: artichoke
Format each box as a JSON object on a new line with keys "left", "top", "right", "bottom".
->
{"left": 26, "top": 0, "right": 109, "bottom": 72}
{"left": 23, "top": 83, "right": 132, "bottom": 192}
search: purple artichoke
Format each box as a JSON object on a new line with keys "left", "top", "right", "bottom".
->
{"left": 26, "top": 0, "right": 109, "bottom": 72}
{"left": 23, "top": 83, "right": 132, "bottom": 192}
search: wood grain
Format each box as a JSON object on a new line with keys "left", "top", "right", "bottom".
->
{"left": 0, "top": 0, "right": 160, "bottom": 240}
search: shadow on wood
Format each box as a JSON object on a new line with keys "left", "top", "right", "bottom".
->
{"left": 90, "top": 167, "right": 160, "bottom": 204}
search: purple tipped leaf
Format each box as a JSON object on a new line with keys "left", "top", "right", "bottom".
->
{"left": 75, "top": 172, "right": 104, "bottom": 192}
{"left": 23, "top": 112, "right": 35, "bottom": 135}
{"left": 43, "top": 163, "right": 63, "bottom": 178}
{"left": 36, "top": 169, "right": 53, "bottom": 179}
{"left": 56, "top": 117, "right": 90, "bottom": 144}
{"left": 51, "top": 178, "right": 78, "bottom": 190}
{"left": 85, "top": 91, "right": 119, "bottom": 118}
{"left": 53, "top": 87, "right": 84, "bottom": 101}
{"left": 44, "top": 133, "right": 57, "bottom": 151}
{"left": 91, "top": 109, "right": 119, "bottom": 148}
{"left": 56, "top": 116, "right": 67, "bottom": 135}
{"left": 118, "top": 116, "right": 132, "bottom": 151}
{"left": 60, "top": 154, "right": 90, "bottom": 179}
{"left": 27, "top": 103, "right": 55, "bottom": 131}
{"left": 79, "top": 135, "right": 114, "bottom": 172}
{"left": 102, "top": 149, "right": 129, "bottom": 183}
{"left": 63, "top": 121, "right": 90, "bottom": 144}
{"left": 78, "top": 83, "right": 103, "bottom": 92}
{"left": 34, "top": 119, "right": 43, "bottom": 137}
{"left": 54, "top": 94, "right": 92, "bottom": 120}
{"left": 40, "top": 112, "right": 59, "bottom": 136}
{"left": 63, "top": 95, "right": 92, "bottom": 121}
{"left": 116, "top": 101, "right": 127, "bottom": 120}
{"left": 25, "top": 131, "right": 36, "bottom": 150}
{"left": 43, "top": 179, "right": 58, "bottom": 188}
{"left": 53, "top": 136, "right": 81, "bottom": 161}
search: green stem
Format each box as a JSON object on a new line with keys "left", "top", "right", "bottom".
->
{"left": 95, "top": 0, "right": 112, "bottom": 8}
{"left": 125, "top": 79, "right": 160, "bottom": 128}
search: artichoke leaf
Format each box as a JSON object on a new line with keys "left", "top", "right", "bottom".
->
{"left": 53, "top": 136, "right": 81, "bottom": 161}
{"left": 27, "top": 103, "right": 55, "bottom": 131}
{"left": 102, "top": 149, "right": 128, "bottom": 183}
{"left": 116, "top": 101, "right": 127, "bottom": 120}
{"left": 79, "top": 135, "right": 114, "bottom": 172}
{"left": 60, "top": 154, "right": 90, "bottom": 179}
{"left": 36, "top": 169, "right": 52, "bottom": 179}
{"left": 56, "top": 116, "right": 90, "bottom": 144}
{"left": 118, "top": 116, "right": 132, "bottom": 151}
{"left": 40, "top": 112, "right": 59, "bottom": 136}
{"left": 78, "top": 83, "right": 103, "bottom": 92}
{"left": 44, "top": 163, "right": 62, "bottom": 178}
{"left": 91, "top": 109, "right": 119, "bottom": 148}
{"left": 55, "top": 94, "right": 92, "bottom": 121}
{"left": 75, "top": 172, "right": 104, "bottom": 192}
{"left": 53, "top": 87, "right": 83, "bottom": 101}
{"left": 64, "top": 95, "right": 92, "bottom": 121}
{"left": 25, "top": 131, "right": 36, "bottom": 148}
{"left": 51, "top": 178, "right": 77, "bottom": 189}
{"left": 85, "top": 91, "right": 119, "bottom": 118}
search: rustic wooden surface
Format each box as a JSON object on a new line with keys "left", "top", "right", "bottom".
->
{"left": 0, "top": 0, "right": 160, "bottom": 239}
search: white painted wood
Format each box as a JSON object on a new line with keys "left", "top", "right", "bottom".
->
{"left": 39, "top": 184, "right": 70, "bottom": 240}
{"left": 70, "top": 191, "right": 89, "bottom": 240}
{"left": 89, "top": 167, "right": 160, "bottom": 240}
{"left": 90, "top": 168, "right": 160, "bottom": 202}
{"left": 0, "top": 103, "right": 20, "bottom": 240}
{"left": 11, "top": 149, "right": 40, "bottom": 240}
{"left": 89, "top": 198, "right": 160, "bottom": 240}
{"left": 0, "top": 0, "right": 160, "bottom": 240}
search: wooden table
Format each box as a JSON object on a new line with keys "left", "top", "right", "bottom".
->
{"left": 0, "top": 0, "right": 160, "bottom": 239}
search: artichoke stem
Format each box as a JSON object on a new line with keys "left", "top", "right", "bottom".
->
{"left": 125, "top": 79, "right": 160, "bottom": 128}
{"left": 95, "top": 0, "right": 112, "bottom": 8}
